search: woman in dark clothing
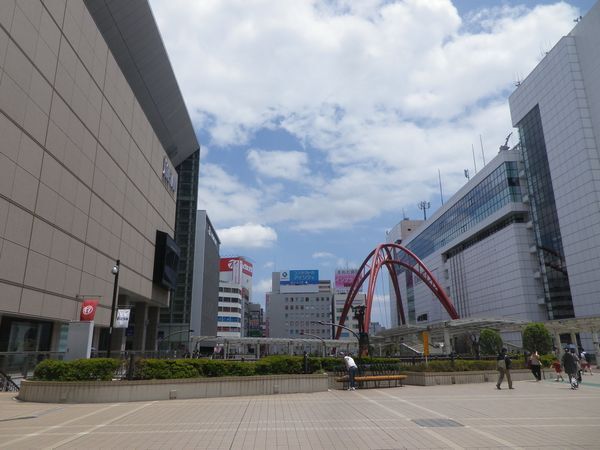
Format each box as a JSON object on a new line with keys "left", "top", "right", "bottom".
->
{"left": 562, "top": 348, "right": 579, "bottom": 389}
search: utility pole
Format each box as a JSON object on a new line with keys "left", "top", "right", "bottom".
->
{"left": 418, "top": 201, "right": 431, "bottom": 221}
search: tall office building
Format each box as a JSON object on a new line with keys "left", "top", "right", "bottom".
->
{"left": 218, "top": 257, "right": 253, "bottom": 337}
{"left": 509, "top": 1, "right": 600, "bottom": 321}
{"left": 388, "top": 2, "right": 600, "bottom": 348}
{"left": 159, "top": 209, "right": 220, "bottom": 350}
{"left": 266, "top": 271, "right": 333, "bottom": 338}
{"left": 389, "top": 146, "right": 541, "bottom": 326}
{"left": 0, "top": 0, "right": 198, "bottom": 353}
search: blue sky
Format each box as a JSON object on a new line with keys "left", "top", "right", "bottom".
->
{"left": 150, "top": 0, "right": 595, "bottom": 327}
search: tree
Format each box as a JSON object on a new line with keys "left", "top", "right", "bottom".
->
{"left": 522, "top": 323, "right": 553, "bottom": 354}
{"left": 480, "top": 328, "right": 503, "bottom": 355}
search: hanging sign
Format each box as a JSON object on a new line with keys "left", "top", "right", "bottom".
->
{"left": 80, "top": 299, "right": 99, "bottom": 321}
{"left": 115, "top": 309, "right": 131, "bottom": 328}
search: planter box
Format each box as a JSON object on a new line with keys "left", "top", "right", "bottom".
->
{"left": 403, "top": 369, "right": 543, "bottom": 386}
{"left": 18, "top": 374, "right": 328, "bottom": 403}
{"left": 328, "top": 369, "right": 544, "bottom": 388}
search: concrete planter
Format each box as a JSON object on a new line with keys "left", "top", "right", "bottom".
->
{"left": 328, "top": 369, "right": 544, "bottom": 388}
{"left": 402, "top": 369, "right": 542, "bottom": 386}
{"left": 18, "top": 374, "right": 329, "bottom": 403}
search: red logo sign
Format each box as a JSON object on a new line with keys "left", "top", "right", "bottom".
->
{"left": 80, "top": 299, "right": 99, "bottom": 321}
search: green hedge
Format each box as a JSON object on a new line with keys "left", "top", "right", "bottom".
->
{"left": 33, "top": 358, "right": 120, "bottom": 381}
{"left": 34, "top": 354, "right": 551, "bottom": 381}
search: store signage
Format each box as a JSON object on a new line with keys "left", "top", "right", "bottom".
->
{"left": 115, "top": 309, "right": 131, "bottom": 328}
{"left": 162, "top": 157, "right": 178, "bottom": 195}
{"left": 80, "top": 299, "right": 99, "bottom": 321}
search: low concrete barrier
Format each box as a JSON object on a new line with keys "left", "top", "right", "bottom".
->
{"left": 328, "top": 369, "right": 543, "bottom": 388}
{"left": 403, "top": 369, "right": 542, "bottom": 386}
{"left": 18, "top": 374, "right": 329, "bottom": 403}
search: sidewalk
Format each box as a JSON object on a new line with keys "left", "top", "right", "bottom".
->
{"left": 1, "top": 378, "right": 599, "bottom": 449}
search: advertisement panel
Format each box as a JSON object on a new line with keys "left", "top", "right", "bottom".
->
{"left": 220, "top": 257, "right": 253, "bottom": 277}
{"left": 335, "top": 269, "right": 357, "bottom": 289}
{"left": 279, "top": 270, "right": 319, "bottom": 285}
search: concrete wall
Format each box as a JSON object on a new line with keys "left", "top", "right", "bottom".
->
{"left": 18, "top": 374, "right": 329, "bottom": 403}
{"left": 0, "top": 0, "right": 175, "bottom": 330}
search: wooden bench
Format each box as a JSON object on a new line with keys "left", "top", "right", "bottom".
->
{"left": 336, "top": 368, "right": 407, "bottom": 389}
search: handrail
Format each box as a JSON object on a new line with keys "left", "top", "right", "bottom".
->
{"left": 0, "top": 369, "right": 19, "bottom": 392}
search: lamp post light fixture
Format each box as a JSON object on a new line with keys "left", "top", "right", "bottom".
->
{"left": 106, "top": 259, "right": 120, "bottom": 359}
{"left": 160, "top": 329, "right": 195, "bottom": 353}
{"left": 314, "top": 320, "right": 360, "bottom": 341}
{"left": 300, "top": 332, "right": 327, "bottom": 357}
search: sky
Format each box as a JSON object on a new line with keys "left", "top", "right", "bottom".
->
{"left": 150, "top": 0, "right": 596, "bottom": 328}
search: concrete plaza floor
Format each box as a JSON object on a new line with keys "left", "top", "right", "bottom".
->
{"left": 1, "top": 377, "right": 600, "bottom": 449}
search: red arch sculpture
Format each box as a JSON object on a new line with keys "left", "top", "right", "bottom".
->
{"left": 335, "top": 243, "right": 459, "bottom": 339}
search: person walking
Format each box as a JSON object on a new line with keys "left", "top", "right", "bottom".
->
{"left": 580, "top": 350, "right": 593, "bottom": 375}
{"left": 562, "top": 348, "right": 579, "bottom": 389}
{"left": 496, "top": 347, "right": 514, "bottom": 390}
{"left": 551, "top": 357, "right": 565, "bottom": 382}
{"left": 343, "top": 353, "right": 358, "bottom": 391}
{"left": 529, "top": 351, "right": 542, "bottom": 381}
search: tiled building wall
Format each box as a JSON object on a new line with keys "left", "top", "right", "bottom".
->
{"left": 0, "top": 0, "right": 175, "bottom": 326}
{"left": 509, "top": 9, "right": 600, "bottom": 318}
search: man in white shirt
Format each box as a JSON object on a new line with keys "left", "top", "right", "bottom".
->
{"left": 343, "top": 353, "right": 358, "bottom": 390}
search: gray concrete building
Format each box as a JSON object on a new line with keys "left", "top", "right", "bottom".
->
{"left": 0, "top": 0, "right": 198, "bottom": 354}
{"left": 266, "top": 272, "right": 333, "bottom": 339}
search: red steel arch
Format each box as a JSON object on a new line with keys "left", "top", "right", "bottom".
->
{"left": 335, "top": 243, "right": 459, "bottom": 339}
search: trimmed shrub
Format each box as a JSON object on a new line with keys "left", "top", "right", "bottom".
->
{"left": 479, "top": 329, "right": 503, "bottom": 355}
{"left": 255, "top": 356, "right": 304, "bottom": 375}
{"left": 33, "top": 358, "right": 120, "bottom": 381}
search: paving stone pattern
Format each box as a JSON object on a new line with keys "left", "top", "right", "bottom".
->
{"left": 1, "top": 377, "right": 599, "bottom": 449}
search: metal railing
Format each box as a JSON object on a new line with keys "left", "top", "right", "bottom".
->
{"left": 0, "top": 369, "right": 20, "bottom": 392}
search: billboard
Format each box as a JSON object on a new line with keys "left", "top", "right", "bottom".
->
{"left": 220, "top": 257, "right": 253, "bottom": 276}
{"left": 335, "top": 269, "right": 358, "bottom": 289}
{"left": 280, "top": 270, "right": 318, "bottom": 285}
{"left": 279, "top": 270, "right": 319, "bottom": 294}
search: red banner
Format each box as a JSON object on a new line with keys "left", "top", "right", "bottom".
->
{"left": 80, "top": 299, "right": 99, "bottom": 321}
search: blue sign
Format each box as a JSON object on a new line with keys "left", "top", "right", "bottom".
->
{"left": 281, "top": 270, "right": 319, "bottom": 285}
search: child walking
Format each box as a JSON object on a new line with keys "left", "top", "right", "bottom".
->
{"left": 551, "top": 358, "right": 564, "bottom": 382}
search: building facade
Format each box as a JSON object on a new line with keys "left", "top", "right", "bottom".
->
{"left": 389, "top": 148, "right": 543, "bottom": 330}
{"left": 388, "top": 2, "right": 600, "bottom": 350}
{"left": 266, "top": 271, "right": 333, "bottom": 338}
{"left": 159, "top": 209, "right": 219, "bottom": 350}
{"left": 0, "top": 0, "right": 198, "bottom": 354}
{"left": 218, "top": 257, "right": 253, "bottom": 338}
{"left": 509, "top": 1, "right": 600, "bottom": 323}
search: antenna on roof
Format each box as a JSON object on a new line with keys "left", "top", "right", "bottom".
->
{"left": 480, "top": 135, "right": 486, "bottom": 166}
{"left": 471, "top": 144, "right": 478, "bottom": 174}
{"left": 499, "top": 132, "right": 513, "bottom": 152}
{"left": 438, "top": 169, "right": 444, "bottom": 205}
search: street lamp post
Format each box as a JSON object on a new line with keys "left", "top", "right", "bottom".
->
{"left": 315, "top": 320, "right": 361, "bottom": 355}
{"left": 160, "top": 329, "right": 195, "bottom": 353}
{"left": 300, "top": 332, "right": 326, "bottom": 357}
{"left": 106, "top": 259, "right": 120, "bottom": 359}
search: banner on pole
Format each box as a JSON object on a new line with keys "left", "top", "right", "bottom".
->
{"left": 80, "top": 299, "right": 99, "bottom": 321}
{"left": 115, "top": 309, "right": 131, "bottom": 328}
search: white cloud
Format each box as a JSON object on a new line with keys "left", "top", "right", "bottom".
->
{"left": 217, "top": 223, "right": 277, "bottom": 248}
{"left": 247, "top": 149, "right": 310, "bottom": 181}
{"left": 312, "top": 252, "right": 335, "bottom": 259}
{"left": 153, "top": 0, "right": 579, "bottom": 231}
